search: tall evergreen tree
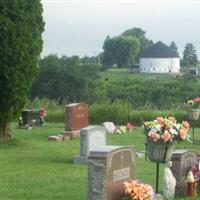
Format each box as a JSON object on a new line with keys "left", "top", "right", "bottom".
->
{"left": 170, "top": 41, "right": 179, "bottom": 57}
{"left": 182, "top": 43, "right": 198, "bottom": 67}
{"left": 0, "top": 0, "right": 44, "bottom": 139}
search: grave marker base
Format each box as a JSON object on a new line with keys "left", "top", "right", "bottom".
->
{"left": 74, "top": 155, "right": 88, "bottom": 165}
{"left": 48, "top": 135, "right": 70, "bottom": 142}
{"left": 64, "top": 130, "right": 80, "bottom": 139}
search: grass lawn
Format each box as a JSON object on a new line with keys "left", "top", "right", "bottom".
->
{"left": 0, "top": 123, "right": 200, "bottom": 200}
{"left": 99, "top": 68, "right": 179, "bottom": 82}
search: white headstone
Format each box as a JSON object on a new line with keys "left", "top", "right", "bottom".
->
{"left": 102, "top": 122, "right": 116, "bottom": 134}
{"left": 74, "top": 126, "right": 106, "bottom": 164}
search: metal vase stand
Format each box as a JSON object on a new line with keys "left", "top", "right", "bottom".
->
{"left": 190, "top": 119, "right": 200, "bottom": 145}
{"left": 145, "top": 141, "right": 170, "bottom": 193}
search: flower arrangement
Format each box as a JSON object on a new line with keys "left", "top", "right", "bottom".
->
{"left": 114, "top": 123, "right": 134, "bottom": 134}
{"left": 122, "top": 180, "right": 154, "bottom": 200}
{"left": 187, "top": 97, "right": 200, "bottom": 109}
{"left": 144, "top": 117, "right": 191, "bottom": 143}
{"left": 40, "top": 107, "right": 47, "bottom": 125}
{"left": 191, "top": 153, "right": 200, "bottom": 179}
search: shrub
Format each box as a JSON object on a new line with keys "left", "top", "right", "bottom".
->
{"left": 89, "top": 101, "right": 129, "bottom": 125}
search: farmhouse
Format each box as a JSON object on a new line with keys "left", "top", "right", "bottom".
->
{"left": 139, "top": 41, "right": 180, "bottom": 73}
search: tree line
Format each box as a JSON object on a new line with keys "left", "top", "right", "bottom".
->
{"left": 101, "top": 28, "right": 199, "bottom": 68}
{"left": 0, "top": 0, "right": 199, "bottom": 141}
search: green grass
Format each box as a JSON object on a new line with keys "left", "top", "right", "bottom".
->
{"left": 99, "top": 68, "right": 178, "bottom": 82}
{"left": 0, "top": 123, "right": 200, "bottom": 200}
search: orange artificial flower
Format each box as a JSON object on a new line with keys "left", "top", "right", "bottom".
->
{"left": 179, "top": 128, "right": 187, "bottom": 140}
{"left": 161, "top": 130, "right": 171, "bottom": 142}
{"left": 123, "top": 181, "right": 153, "bottom": 200}
{"left": 156, "top": 117, "right": 164, "bottom": 127}
{"left": 182, "top": 121, "right": 190, "bottom": 130}
{"left": 124, "top": 182, "right": 132, "bottom": 195}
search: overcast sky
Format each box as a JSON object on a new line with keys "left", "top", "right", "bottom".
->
{"left": 41, "top": 0, "right": 200, "bottom": 59}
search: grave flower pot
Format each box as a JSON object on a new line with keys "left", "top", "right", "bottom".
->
{"left": 147, "top": 139, "right": 175, "bottom": 163}
{"left": 187, "top": 109, "right": 200, "bottom": 121}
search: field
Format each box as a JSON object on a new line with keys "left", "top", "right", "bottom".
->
{"left": 99, "top": 68, "right": 176, "bottom": 81}
{"left": 0, "top": 123, "right": 200, "bottom": 200}
{"left": 99, "top": 67, "right": 200, "bottom": 83}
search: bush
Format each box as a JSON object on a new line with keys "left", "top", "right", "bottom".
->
{"left": 25, "top": 98, "right": 59, "bottom": 111}
{"left": 23, "top": 99, "right": 200, "bottom": 127}
{"left": 45, "top": 109, "right": 64, "bottom": 123}
{"left": 89, "top": 101, "right": 129, "bottom": 125}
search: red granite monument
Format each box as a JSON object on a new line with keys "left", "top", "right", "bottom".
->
{"left": 64, "top": 103, "right": 88, "bottom": 139}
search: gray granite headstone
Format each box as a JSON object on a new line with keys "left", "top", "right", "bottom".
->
{"left": 88, "top": 146, "right": 136, "bottom": 200}
{"left": 171, "top": 149, "right": 197, "bottom": 196}
{"left": 74, "top": 126, "right": 106, "bottom": 164}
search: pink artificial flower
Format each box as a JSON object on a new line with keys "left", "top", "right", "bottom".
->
{"left": 149, "top": 132, "right": 158, "bottom": 142}
{"left": 126, "top": 122, "right": 134, "bottom": 130}
{"left": 193, "top": 96, "right": 200, "bottom": 103}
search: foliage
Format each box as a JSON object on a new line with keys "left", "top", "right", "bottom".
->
{"left": 25, "top": 98, "right": 60, "bottom": 111}
{"left": 187, "top": 97, "right": 200, "bottom": 109}
{"left": 169, "top": 41, "right": 179, "bottom": 57}
{"left": 102, "top": 35, "right": 140, "bottom": 67}
{"left": 30, "top": 55, "right": 100, "bottom": 104}
{"left": 89, "top": 101, "right": 129, "bottom": 125}
{"left": 144, "top": 117, "right": 191, "bottom": 143}
{"left": 0, "top": 0, "right": 44, "bottom": 139}
{"left": 29, "top": 98, "right": 200, "bottom": 127}
{"left": 121, "top": 27, "right": 153, "bottom": 62}
{"left": 80, "top": 55, "right": 101, "bottom": 65}
{"left": 99, "top": 75, "right": 200, "bottom": 110}
{"left": 182, "top": 43, "right": 198, "bottom": 67}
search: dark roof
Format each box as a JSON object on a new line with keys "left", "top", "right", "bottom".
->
{"left": 140, "top": 41, "right": 179, "bottom": 58}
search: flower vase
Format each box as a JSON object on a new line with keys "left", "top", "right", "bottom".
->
{"left": 147, "top": 139, "right": 174, "bottom": 163}
{"left": 187, "top": 109, "right": 200, "bottom": 121}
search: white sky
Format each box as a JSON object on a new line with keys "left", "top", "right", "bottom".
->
{"left": 41, "top": 0, "right": 200, "bottom": 58}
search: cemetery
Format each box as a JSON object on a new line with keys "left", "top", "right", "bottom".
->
{"left": 1, "top": 1, "right": 200, "bottom": 200}
{"left": 1, "top": 102, "right": 200, "bottom": 200}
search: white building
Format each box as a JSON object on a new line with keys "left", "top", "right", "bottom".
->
{"left": 139, "top": 41, "right": 180, "bottom": 73}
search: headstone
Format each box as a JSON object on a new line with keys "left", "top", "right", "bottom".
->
{"left": 74, "top": 126, "right": 106, "bottom": 164}
{"left": 171, "top": 149, "right": 197, "bottom": 196}
{"left": 64, "top": 103, "right": 88, "bottom": 139}
{"left": 88, "top": 146, "right": 136, "bottom": 200}
{"left": 20, "top": 109, "right": 41, "bottom": 127}
{"left": 102, "top": 122, "right": 116, "bottom": 134}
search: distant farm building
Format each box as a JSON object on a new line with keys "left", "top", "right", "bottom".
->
{"left": 139, "top": 41, "right": 180, "bottom": 73}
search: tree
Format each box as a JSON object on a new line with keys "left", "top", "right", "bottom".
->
{"left": 0, "top": 1, "right": 44, "bottom": 139}
{"left": 121, "top": 27, "right": 153, "bottom": 61}
{"left": 169, "top": 41, "right": 179, "bottom": 57}
{"left": 102, "top": 35, "right": 140, "bottom": 67}
{"left": 182, "top": 43, "right": 198, "bottom": 67}
{"left": 30, "top": 55, "right": 99, "bottom": 104}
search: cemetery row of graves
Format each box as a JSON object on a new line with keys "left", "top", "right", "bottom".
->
{"left": 1, "top": 102, "right": 200, "bottom": 200}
